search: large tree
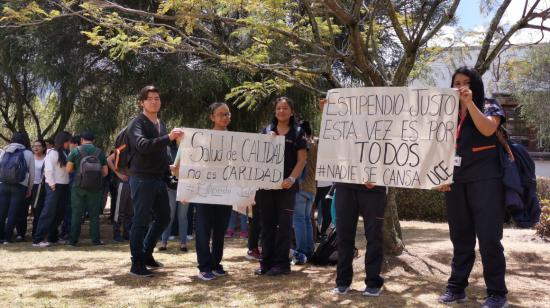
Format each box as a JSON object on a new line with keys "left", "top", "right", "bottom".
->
{"left": 2, "top": 0, "right": 548, "bottom": 254}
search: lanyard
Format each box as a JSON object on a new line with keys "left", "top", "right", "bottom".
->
{"left": 455, "top": 114, "right": 467, "bottom": 148}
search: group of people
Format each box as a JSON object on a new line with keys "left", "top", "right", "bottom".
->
{"left": 0, "top": 67, "right": 509, "bottom": 308}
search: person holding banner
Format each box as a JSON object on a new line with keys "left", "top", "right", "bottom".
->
{"left": 255, "top": 97, "right": 308, "bottom": 276}
{"left": 437, "top": 67, "right": 508, "bottom": 308}
{"left": 314, "top": 98, "right": 387, "bottom": 297}
{"left": 126, "top": 85, "right": 183, "bottom": 277}
{"left": 190, "top": 102, "right": 234, "bottom": 281}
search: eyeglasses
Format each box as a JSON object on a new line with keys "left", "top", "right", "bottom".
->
{"left": 216, "top": 113, "right": 231, "bottom": 118}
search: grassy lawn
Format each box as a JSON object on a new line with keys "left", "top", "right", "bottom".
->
{"left": 1, "top": 220, "right": 549, "bottom": 307}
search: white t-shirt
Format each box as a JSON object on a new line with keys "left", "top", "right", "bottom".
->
{"left": 34, "top": 158, "right": 45, "bottom": 184}
{"left": 44, "top": 149, "right": 70, "bottom": 185}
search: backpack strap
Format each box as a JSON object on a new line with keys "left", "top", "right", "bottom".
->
{"left": 77, "top": 145, "right": 86, "bottom": 159}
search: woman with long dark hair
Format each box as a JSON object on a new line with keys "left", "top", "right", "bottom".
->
{"left": 255, "top": 97, "right": 308, "bottom": 276}
{"left": 438, "top": 67, "right": 508, "bottom": 308}
{"left": 29, "top": 140, "right": 47, "bottom": 238}
{"left": 0, "top": 131, "right": 34, "bottom": 244}
{"left": 32, "top": 131, "right": 72, "bottom": 247}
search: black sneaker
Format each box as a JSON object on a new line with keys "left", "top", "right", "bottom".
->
{"left": 130, "top": 262, "right": 153, "bottom": 277}
{"left": 266, "top": 266, "right": 290, "bottom": 276}
{"left": 438, "top": 290, "right": 467, "bottom": 304}
{"left": 482, "top": 295, "right": 508, "bottom": 308}
{"left": 145, "top": 255, "right": 164, "bottom": 268}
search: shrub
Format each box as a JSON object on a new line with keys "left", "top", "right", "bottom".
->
{"left": 535, "top": 199, "right": 550, "bottom": 238}
{"left": 395, "top": 188, "right": 447, "bottom": 222}
{"left": 536, "top": 177, "right": 550, "bottom": 200}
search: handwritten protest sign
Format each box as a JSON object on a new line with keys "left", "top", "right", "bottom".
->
{"left": 177, "top": 129, "right": 284, "bottom": 207}
{"left": 316, "top": 87, "right": 459, "bottom": 189}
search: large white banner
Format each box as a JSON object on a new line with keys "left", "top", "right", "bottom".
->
{"left": 316, "top": 87, "right": 459, "bottom": 189}
{"left": 176, "top": 128, "right": 284, "bottom": 207}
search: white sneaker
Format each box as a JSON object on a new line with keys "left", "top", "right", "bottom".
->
{"left": 332, "top": 286, "right": 351, "bottom": 295}
{"left": 2, "top": 241, "right": 8, "bottom": 245}
{"left": 187, "top": 235, "right": 194, "bottom": 240}
{"left": 32, "top": 241, "right": 51, "bottom": 248}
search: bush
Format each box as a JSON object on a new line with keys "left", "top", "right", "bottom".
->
{"left": 535, "top": 199, "right": 550, "bottom": 238}
{"left": 537, "top": 177, "right": 550, "bottom": 200}
{"left": 395, "top": 188, "right": 447, "bottom": 222}
{"left": 394, "top": 177, "right": 550, "bottom": 223}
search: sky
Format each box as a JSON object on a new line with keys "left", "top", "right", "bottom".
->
{"left": 435, "top": 0, "right": 550, "bottom": 46}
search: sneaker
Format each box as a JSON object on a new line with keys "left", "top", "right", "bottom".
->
{"left": 239, "top": 231, "right": 248, "bottom": 239}
{"left": 266, "top": 266, "right": 290, "bottom": 276}
{"left": 254, "top": 267, "right": 269, "bottom": 275}
{"left": 482, "top": 295, "right": 508, "bottom": 308}
{"left": 145, "top": 255, "right": 164, "bottom": 268}
{"left": 32, "top": 241, "right": 50, "bottom": 248}
{"left": 92, "top": 240, "right": 105, "bottom": 246}
{"left": 2, "top": 241, "right": 8, "bottom": 245}
{"left": 168, "top": 235, "right": 176, "bottom": 241}
{"left": 130, "top": 262, "right": 153, "bottom": 277}
{"left": 212, "top": 269, "right": 227, "bottom": 276}
{"left": 180, "top": 245, "right": 188, "bottom": 252}
{"left": 52, "top": 239, "right": 67, "bottom": 245}
{"left": 292, "top": 251, "right": 308, "bottom": 265}
{"left": 224, "top": 230, "right": 234, "bottom": 238}
{"left": 438, "top": 290, "right": 467, "bottom": 304}
{"left": 198, "top": 271, "right": 216, "bottom": 281}
{"left": 186, "top": 235, "right": 194, "bottom": 240}
{"left": 15, "top": 235, "right": 24, "bottom": 242}
{"left": 332, "top": 286, "right": 351, "bottom": 295}
{"left": 246, "top": 249, "right": 262, "bottom": 261}
{"left": 363, "top": 286, "right": 382, "bottom": 297}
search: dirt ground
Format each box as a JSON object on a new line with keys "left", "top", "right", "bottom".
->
{"left": 0, "top": 219, "right": 549, "bottom": 308}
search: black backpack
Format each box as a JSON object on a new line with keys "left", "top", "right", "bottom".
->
{"left": 75, "top": 146, "right": 103, "bottom": 191}
{"left": 0, "top": 148, "right": 28, "bottom": 184}
{"left": 310, "top": 225, "right": 338, "bottom": 266}
{"left": 113, "top": 127, "right": 130, "bottom": 172}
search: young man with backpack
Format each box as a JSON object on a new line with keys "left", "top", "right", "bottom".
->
{"left": 126, "top": 85, "right": 183, "bottom": 277}
{"left": 66, "top": 132, "right": 108, "bottom": 246}
{"left": 0, "top": 132, "right": 35, "bottom": 244}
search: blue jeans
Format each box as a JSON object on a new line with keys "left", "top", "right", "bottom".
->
{"left": 129, "top": 176, "right": 170, "bottom": 262}
{"left": 293, "top": 190, "right": 315, "bottom": 256}
{"left": 228, "top": 210, "right": 248, "bottom": 232}
{"left": 33, "top": 184, "right": 70, "bottom": 243}
{"left": 161, "top": 188, "right": 189, "bottom": 245}
{"left": 0, "top": 183, "right": 27, "bottom": 242}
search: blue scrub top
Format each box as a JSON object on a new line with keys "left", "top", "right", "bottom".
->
{"left": 453, "top": 99, "right": 506, "bottom": 183}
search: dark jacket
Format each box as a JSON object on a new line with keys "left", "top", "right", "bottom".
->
{"left": 501, "top": 142, "right": 541, "bottom": 228}
{"left": 127, "top": 113, "right": 170, "bottom": 178}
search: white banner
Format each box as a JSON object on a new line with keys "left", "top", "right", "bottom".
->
{"left": 176, "top": 129, "right": 284, "bottom": 206}
{"left": 316, "top": 87, "right": 459, "bottom": 189}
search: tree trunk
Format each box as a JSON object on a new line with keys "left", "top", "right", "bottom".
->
{"left": 383, "top": 187, "right": 405, "bottom": 255}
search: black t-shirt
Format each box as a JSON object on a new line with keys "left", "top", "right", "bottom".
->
{"left": 453, "top": 99, "right": 506, "bottom": 183}
{"left": 262, "top": 123, "right": 309, "bottom": 189}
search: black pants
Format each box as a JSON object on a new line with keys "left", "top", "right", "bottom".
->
{"left": 113, "top": 181, "right": 133, "bottom": 238}
{"left": 194, "top": 203, "right": 232, "bottom": 272}
{"left": 313, "top": 186, "right": 332, "bottom": 235}
{"left": 30, "top": 183, "right": 46, "bottom": 237}
{"left": 258, "top": 189, "right": 296, "bottom": 270}
{"left": 335, "top": 186, "right": 386, "bottom": 288}
{"left": 445, "top": 178, "right": 507, "bottom": 296}
{"left": 248, "top": 195, "right": 262, "bottom": 250}
{"left": 128, "top": 176, "right": 170, "bottom": 262}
